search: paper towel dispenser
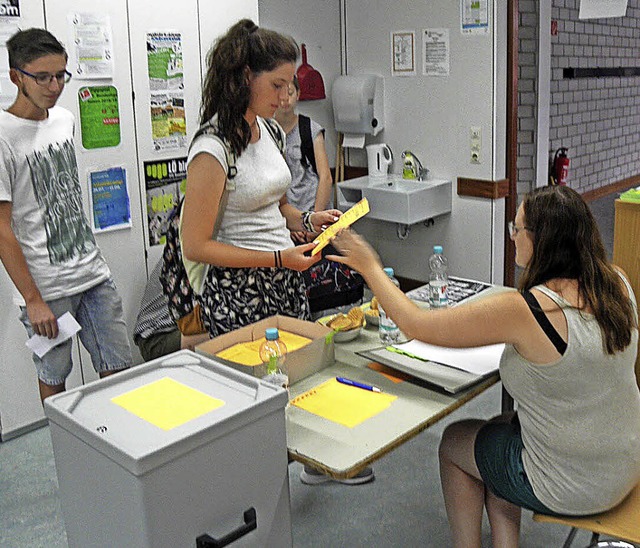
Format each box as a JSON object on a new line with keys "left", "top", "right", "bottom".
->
{"left": 332, "top": 75, "right": 384, "bottom": 136}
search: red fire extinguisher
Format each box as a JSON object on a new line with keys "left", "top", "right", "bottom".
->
{"left": 552, "top": 147, "right": 570, "bottom": 186}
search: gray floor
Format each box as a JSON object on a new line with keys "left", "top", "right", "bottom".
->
{"left": 0, "top": 189, "right": 626, "bottom": 548}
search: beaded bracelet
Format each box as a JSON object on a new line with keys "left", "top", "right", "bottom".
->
{"left": 302, "top": 210, "right": 315, "bottom": 232}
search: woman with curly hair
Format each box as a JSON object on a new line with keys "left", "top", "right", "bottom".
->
{"left": 180, "top": 19, "right": 341, "bottom": 336}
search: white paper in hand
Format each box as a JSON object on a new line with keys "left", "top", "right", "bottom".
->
{"left": 26, "top": 312, "right": 82, "bottom": 358}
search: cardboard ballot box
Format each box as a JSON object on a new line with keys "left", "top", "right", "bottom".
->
{"left": 44, "top": 350, "right": 291, "bottom": 548}
{"left": 196, "top": 315, "right": 335, "bottom": 385}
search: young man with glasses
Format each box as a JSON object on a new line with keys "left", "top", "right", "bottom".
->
{"left": 0, "top": 28, "right": 133, "bottom": 402}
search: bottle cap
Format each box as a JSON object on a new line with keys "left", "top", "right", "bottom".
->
{"left": 265, "top": 327, "right": 279, "bottom": 340}
{"left": 433, "top": 245, "right": 443, "bottom": 254}
{"left": 383, "top": 267, "right": 394, "bottom": 277}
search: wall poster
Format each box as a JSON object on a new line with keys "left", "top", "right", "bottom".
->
{"left": 146, "top": 31, "right": 186, "bottom": 151}
{"left": 391, "top": 31, "right": 416, "bottom": 77}
{"left": 78, "top": 85, "right": 121, "bottom": 149}
{"left": 88, "top": 167, "right": 131, "bottom": 233}
{"left": 68, "top": 12, "right": 114, "bottom": 79}
{"left": 422, "top": 29, "right": 450, "bottom": 76}
{"left": 144, "top": 157, "right": 187, "bottom": 246}
{"left": 0, "top": 1, "right": 20, "bottom": 17}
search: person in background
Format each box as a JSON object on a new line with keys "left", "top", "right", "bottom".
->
{"left": 0, "top": 28, "right": 133, "bottom": 402}
{"left": 275, "top": 75, "right": 333, "bottom": 243}
{"left": 328, "top": 185, "right": 640, "bottom": 545}
{"left": 180, "top": 19, "right": 340, "bottom": 337}
{"left": 133, "top": 258, "right": 210, "bottom": 362}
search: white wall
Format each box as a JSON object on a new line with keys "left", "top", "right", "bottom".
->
{"left": 260, "top": 0, "right": 507, "bottom": 284}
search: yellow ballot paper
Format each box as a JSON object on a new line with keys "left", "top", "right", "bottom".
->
{"left": 216, "top": 330, "right": 312, "bottom": 366}
{"left": 111, "top": 377, "right": 224, "bottom": 430}
{"left": 291, "top": 377, "right": 396, "bottom": 428}
{"left": 311, "top": 198, "right": 370, "bottom": 256}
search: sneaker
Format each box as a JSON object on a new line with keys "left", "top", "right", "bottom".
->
{"left": 300, "top": 465, "right": 374, "bottom": 485}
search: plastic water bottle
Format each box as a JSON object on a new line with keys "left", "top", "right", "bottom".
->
{"left": 259, "top": 328, "right": 289, "bottom": 390}
{"left": 379, "top": 267, "right": 401, "bottom": 344}
{"left": 429, "top": 245, "right": 449, "bottom": 308}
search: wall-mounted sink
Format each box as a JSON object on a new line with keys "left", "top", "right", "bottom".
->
{"left": 337, "top": 176, "right": 452, "bottom": 225}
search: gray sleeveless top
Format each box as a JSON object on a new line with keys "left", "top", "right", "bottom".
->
{"left": 500, "top": 276, "right": 640, "bottom": 515}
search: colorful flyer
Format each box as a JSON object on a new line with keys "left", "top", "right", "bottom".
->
{"left": 88, "top": 167, "right": 131, "bottom": 232}
{"left": 147, "top": 31, "right": 186, "bottom": 150}
{"left": 78, "top": 86, "right": 121, "bottom": 149}
{"left": 144, "top": 157, "right": 187, "bottom": 246}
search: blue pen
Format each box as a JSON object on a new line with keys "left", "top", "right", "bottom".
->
{"left": 336, "top": 376, "right": 382, "bottom": 393}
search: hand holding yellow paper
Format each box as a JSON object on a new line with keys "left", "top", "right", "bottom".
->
{"left": 311, "top": 198, "right": 370, "bottom": 256}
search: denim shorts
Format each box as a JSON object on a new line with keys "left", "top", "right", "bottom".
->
{"left": 19, "top": 278, "right": 133, "bottom": 386}
{"left": 474, "top": 417, "right": 559, "bottom": 515}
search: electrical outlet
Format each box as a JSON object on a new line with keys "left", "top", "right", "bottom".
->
{"left": 470, "top": 126, "right": 482, "bottom": 164}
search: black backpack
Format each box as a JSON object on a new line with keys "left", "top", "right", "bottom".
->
{"left": 160, "top": 118, "right": 285, "bottom": 334}
{"left": 298, "top": 114, "right": 319, "bottom": 175}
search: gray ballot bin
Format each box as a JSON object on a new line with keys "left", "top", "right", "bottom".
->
{"left": 44, "top": 350, "right": 291, "bottom": 548}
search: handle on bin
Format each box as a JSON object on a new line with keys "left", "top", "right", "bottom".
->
{"left": 196, "top": 507, "right": 257, "bottom": 547}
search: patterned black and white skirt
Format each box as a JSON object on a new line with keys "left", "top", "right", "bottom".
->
{"left": 197, "top": 265, "right": 311, "bottom": 337}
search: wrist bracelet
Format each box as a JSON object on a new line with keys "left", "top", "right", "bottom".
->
{"left": 302, "top": 210, "right": 315, "bottom": 232}
{"left": 273, "top": 250, "right": 282, "bottom": 268}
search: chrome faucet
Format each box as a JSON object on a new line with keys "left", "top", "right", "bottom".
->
{"left": 401, "top": 150, "right": 429, "bottom": 181}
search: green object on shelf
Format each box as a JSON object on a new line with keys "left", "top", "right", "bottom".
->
{"left": 620, "top": 188, "right": 640, "bottom": 203}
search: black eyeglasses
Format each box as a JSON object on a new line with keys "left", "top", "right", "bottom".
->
{"left": 15, "top": 67, "right": 72, "bottom": 86}
{"left": 508, "top": 221, "right": 531, "bottom": 238}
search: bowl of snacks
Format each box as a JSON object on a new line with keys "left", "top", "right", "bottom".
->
{"left": 364, "top": 297, "right": 380, "bottom": 326}
{"left": 320, "top": 306, "right": 366, "bottom": 342}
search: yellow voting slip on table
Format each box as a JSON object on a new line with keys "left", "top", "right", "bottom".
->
{"left": 291, "top": 377, "right": 397, "bottom": 428}
{"left": 215, "top": 330, "right": 312, "bottom": 366}
{"left": 311, "top": 198, "right": 370, "bottom": 256}
{"left": 111, "top": 377, "right": 225, "bottom": 431}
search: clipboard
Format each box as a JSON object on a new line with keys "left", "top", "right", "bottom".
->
{"left": 357, "top": 346, "right": 496, "bottom": 393}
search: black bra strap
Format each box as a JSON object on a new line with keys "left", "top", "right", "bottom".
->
{"left": 522, "top": 290, "right": 567, "bottom": 355}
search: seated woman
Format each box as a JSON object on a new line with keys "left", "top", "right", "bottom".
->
{"left": 327, "top": 185, "right": 640, "bottom": 547}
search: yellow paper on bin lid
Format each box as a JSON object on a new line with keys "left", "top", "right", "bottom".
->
{"left": 111, "top": 377, "right": 224, "bottom": 430}
{"left": 311, "top": 198, "right": 370, "bottom": 256}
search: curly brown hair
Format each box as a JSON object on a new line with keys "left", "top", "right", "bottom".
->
{"left": 200, "top": 19, "right": 298, "bottom": 156}
{"left": 518, "top": 185, "right": 637, "bottom": 354}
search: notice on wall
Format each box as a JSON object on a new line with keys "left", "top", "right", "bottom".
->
{"left": 391, "top": 31, "right": 416, "bottom": 77}
{"left": 0, "top": 0, "right": 20, "bottom": 17}
{"left": 147, "top": 31, "right": 186, "bottom": 151}
{"left": 422, "top": 29, "right": 450, "bottom": 77}
{"left": 68, "top": 13, "right": 114, "bottom": 79}
{"left": 144, "top": 157, "right": 187, "bottom": 246}
{"left": 460, "top": 0, "right": 489, "bottom": 35}
{"left": 579, "top": 0, "right": 628, "bottom": 19}
{"left": 88, "top": 167, "right": 131, "bottom": 233}
{"left": 78, "top": 86, "right": 121, "bottom": 149}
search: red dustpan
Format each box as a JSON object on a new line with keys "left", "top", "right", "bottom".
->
{"left": 297, "top": 44, "right": 326, "bottom": 100}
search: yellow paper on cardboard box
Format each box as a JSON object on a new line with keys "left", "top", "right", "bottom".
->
{"left": 216, "top": 330, "right": 312, "bottom": 366}
{"left": 291, "top": 378, "right": 397, "bottom": 428}
{"left": 111, "top": 377, "right": 224, "bottom": 430}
